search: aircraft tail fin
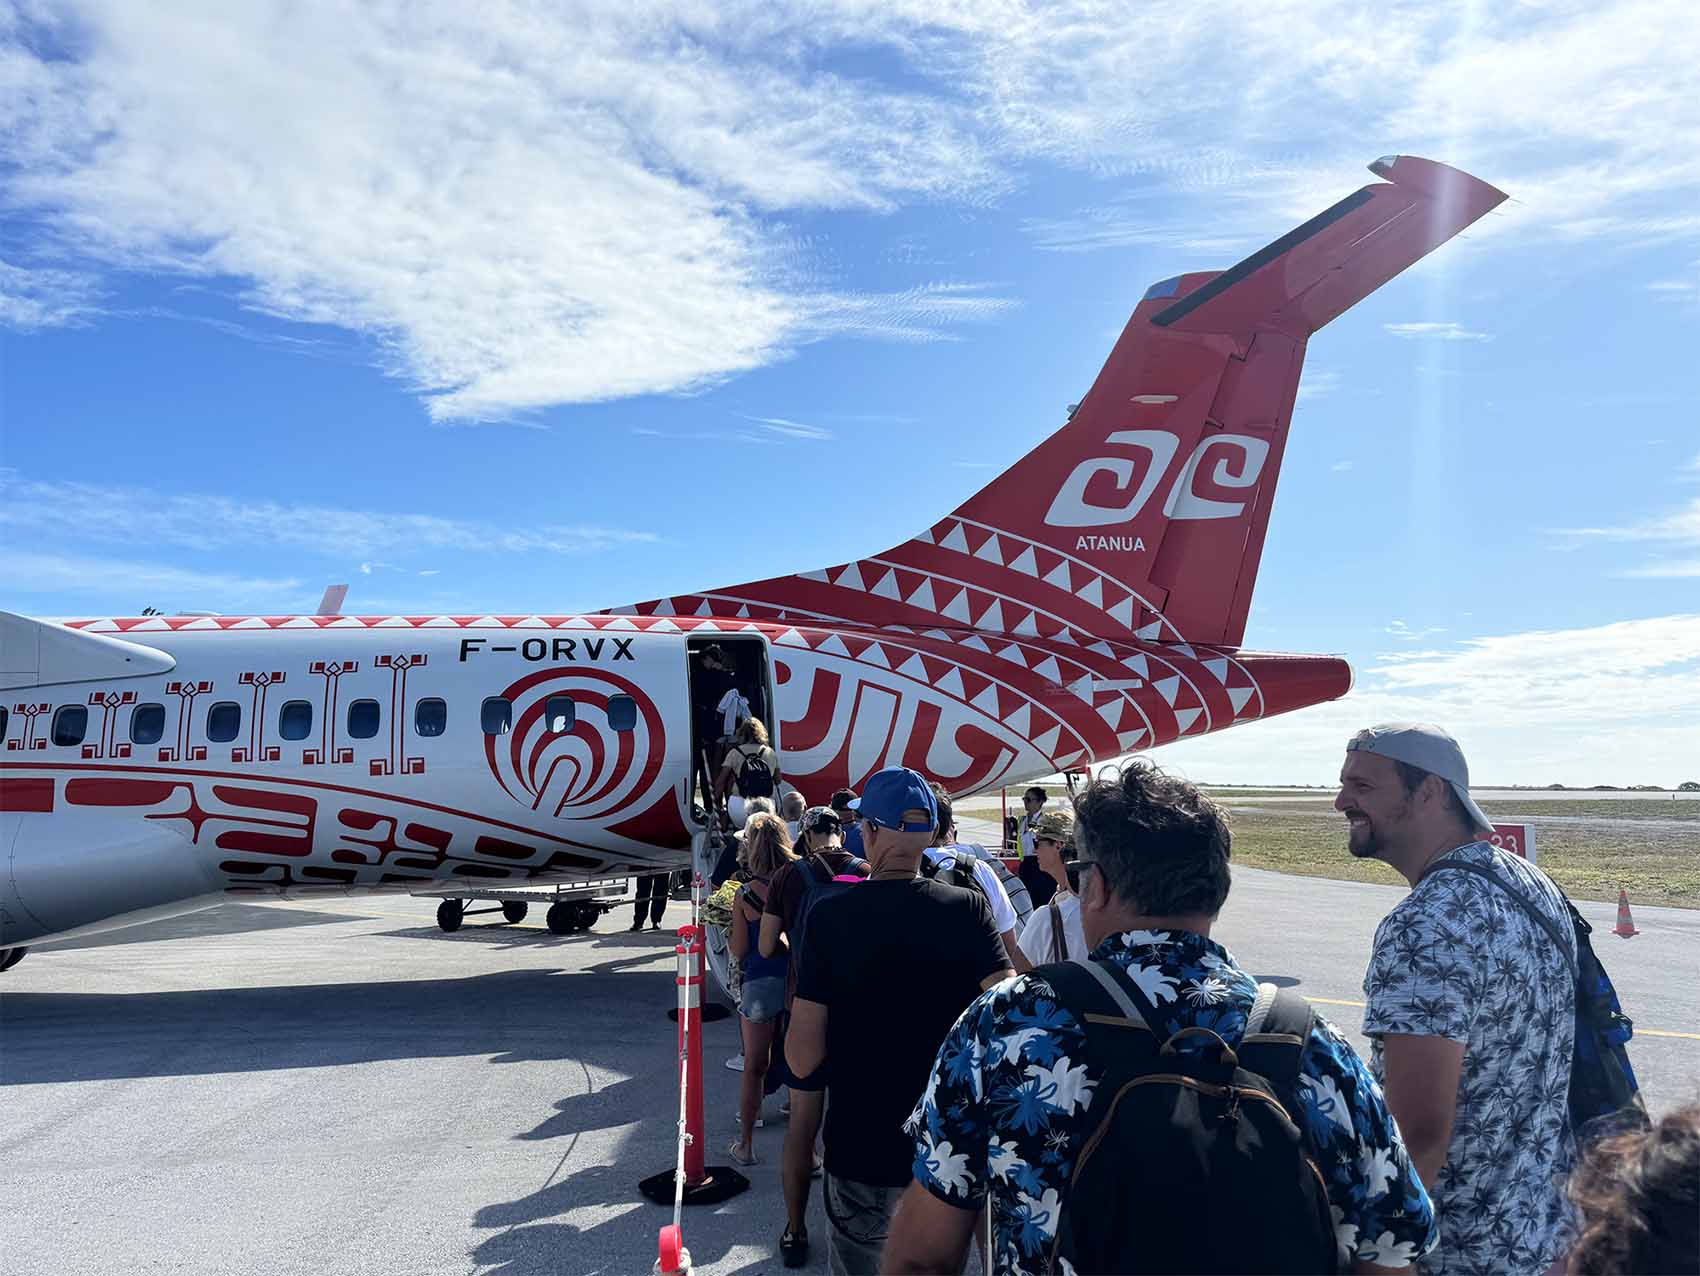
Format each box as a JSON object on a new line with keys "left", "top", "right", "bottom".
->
{"left": 610, "top": 157, "right": 1504, "bottom": 648}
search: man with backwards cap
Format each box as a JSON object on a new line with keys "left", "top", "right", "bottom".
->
{"left": 1339, "top": 723, "right": 1577, "bottom": 1275}
{"left": 785, "top": 767, "right": 1012, "bottom": 1275}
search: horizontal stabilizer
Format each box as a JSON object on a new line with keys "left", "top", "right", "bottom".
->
{"left": 1152, "top": 155, "right": 1507, "bottom": 337}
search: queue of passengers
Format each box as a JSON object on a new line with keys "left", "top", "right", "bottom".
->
{"left": 701, "top": 723, "right": 1696, "bottom": 1275}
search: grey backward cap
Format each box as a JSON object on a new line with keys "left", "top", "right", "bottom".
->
{"left": 1346, "top": 722, "right": 1494, "bottom": 833}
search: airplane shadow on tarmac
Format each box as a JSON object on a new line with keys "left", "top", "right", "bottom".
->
{"left": 3, "top": 954, "right": 767, "bottom": 1274}
{"left": 0, "top": 962, "right": 680, "bottom": 1086}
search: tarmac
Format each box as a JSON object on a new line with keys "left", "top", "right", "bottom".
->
{"left": 2, "top": 829, "right": 1696, "bottom": 1276}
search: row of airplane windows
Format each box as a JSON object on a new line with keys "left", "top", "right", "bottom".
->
{"left": 4, "top": 693, "right": 640, "bottom": 751}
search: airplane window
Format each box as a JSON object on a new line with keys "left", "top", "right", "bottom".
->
{"left": 131, "top": 703, "right": 166, "bottom": 745}
{"left": 608, "top": 694, "right": 637, "bottom": 732}
{"left": 52, "top": 705, "right": 89, "bottom": 747}
{"left": 544, "top": 696, "right": 575, "bottom": 733}
{"left": 206, "top": 701, "right": 241, "bottom": 743}
{"left": 278, "top": 700, "right": 312, "bottom": 741}
{"left": 481, "top": 696, "right": 513, "bottom": 735}
{"left": 347, "top": 699, "right": 380, "bottom": 740}
{"left": 415, "top": 698, "right": 447, "bottom": 738}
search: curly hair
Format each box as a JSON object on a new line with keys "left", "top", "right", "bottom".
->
{"left": 738, "top": 812, "right": 796, "bottom": 880}
{"left": 735, "top": 716, "right": 769, "bottom": 747}
{"left": 1568, "top": 1105, "right": 1699, "bottom": 1275}
{"left": 1072, "top": 760, "right": 1231, "bottom": 917}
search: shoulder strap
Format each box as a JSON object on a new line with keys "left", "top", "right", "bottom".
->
{"left": 1426, "top": 860, "right": 1578, "bottom": 980}
{"left": 1237, "top": 985, "right": 1311, "bottom": 1089}
{"left": 1047, "top": 899, "right": 1068, "bottom": 965}
{"left": 1037, "top": 960, "right": 1158, "bottom": 1056}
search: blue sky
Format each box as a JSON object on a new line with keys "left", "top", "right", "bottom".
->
{"left": 2, "top": 1, "right": 1696, "bottom": 786}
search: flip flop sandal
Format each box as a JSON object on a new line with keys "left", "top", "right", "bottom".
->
{"left": 727, "top": 1141, "right": 757, "bottom": 1167}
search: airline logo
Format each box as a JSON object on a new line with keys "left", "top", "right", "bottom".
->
{"left": 1045, "top": 429, "right": 1269, "bottom": 533}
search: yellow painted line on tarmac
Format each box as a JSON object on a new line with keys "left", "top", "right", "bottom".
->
{"left": 1305, "top": 995, "right": 1700, "bottom": 1041}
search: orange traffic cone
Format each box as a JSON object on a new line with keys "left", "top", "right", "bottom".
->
{"left": 1613, "top": 889, "right": 1639, "bottom": 938}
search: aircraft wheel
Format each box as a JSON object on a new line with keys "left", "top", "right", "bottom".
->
{"left": 0, "top": 947, "right": 27, "bottom": 972}
{"left": 436, "top": 899, "right": 465, "bottom": 932}
{"left": 546, "top": 902, "right": 575, "bottom": 935}
{"left": 502, "top": 901, "right": 529, "bottom": 924}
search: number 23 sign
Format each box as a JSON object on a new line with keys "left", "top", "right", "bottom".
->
{"left": 1489, "top": 822, "right": 1537, "bottom": 864}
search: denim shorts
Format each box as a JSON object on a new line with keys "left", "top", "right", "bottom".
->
{"left": 739, "top": 975, "right": 786, "bottom": 1023}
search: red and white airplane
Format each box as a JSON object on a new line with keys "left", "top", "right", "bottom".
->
{"left": 0, "top": 156, "right": 1505, "bottom": 970}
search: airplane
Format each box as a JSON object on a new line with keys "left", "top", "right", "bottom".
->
{"left": 0, "top": 156, "right": 1506, "bottom": 972}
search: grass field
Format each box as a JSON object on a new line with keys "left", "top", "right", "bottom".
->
{"left": 958, "top": 788, "right": 1700, "bottom": 909}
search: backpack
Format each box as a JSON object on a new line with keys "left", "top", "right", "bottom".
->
{"left": 1427, "top": 859, "right": 1647, "bottom": 1143}
{"left": 963, "top": 843, "right": 1034, "bottom": 927}
{"left": 1044, "top": 898, "right": 1068, "bottom": 964}
{"left": 734, "top": 746, "right": 775, "bottom": 799}
{"left": 1039, "top": 958, "right": 1338, "bottom": 1275}
{"left": 789, "top": 852, "right": 869, "bottom": 964}
{"left": 918, "top": 847, "right": 982, "bottom": 895}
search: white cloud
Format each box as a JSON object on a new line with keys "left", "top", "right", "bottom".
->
{"left": 0, "top": 472, "right": 657, "bottom": 558}
{"left": 0, "top": 4, "right": 1006, "bottom": 422}
{"left": 1298, "top": 370, "right": 1341, "bottom": 403}
{"left": 1385, "top": 619, "right": 1444, "bottom": 642}
{"left": 4, "top": 2, "right": 1699, "bottom": 421}
{"left": 1330, "top": 460, "right": 1354, "bottom": 473}
{"left": 0, "top": 550, "right": 305, "bottom": 610}
{"left": 1557, "top": 463, "right": 1700, "bottom": 579}
{"left": 0, "top": 258, "right": 100, "bottom": 328}
{"left": 1153, "top": 615, "right": 1700, "bottom": 788}
{"left": 741, "top": 415, "right": 834, "bottom": 441}
{"left": 1383, "top": 322, "right": 1493, "bottom": 343}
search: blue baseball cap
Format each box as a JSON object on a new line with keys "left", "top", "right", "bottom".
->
{"left": 848, "top": 767, "right": 938, "bottom": 833}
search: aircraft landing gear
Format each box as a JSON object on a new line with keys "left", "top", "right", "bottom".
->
{"left": 546, "top": 902, "right": 599, "bottom": 934}
{"left": 435, "top": 900, "right": 465, "bottom": 932}
{"left": 0, "top": 947, "right": 29, "bottom": 972}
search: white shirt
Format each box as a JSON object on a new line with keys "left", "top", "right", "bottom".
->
{"left": 716, "top": 688, "right": 750, "bottom": 737}
{"left": 1017, "top": 891, "right": 1088, "bottom": 966}
{"left": 923, "top": 845, "right": 1018, "bottom": 936}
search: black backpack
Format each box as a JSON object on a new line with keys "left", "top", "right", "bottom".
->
{"left": 734, "top": 746, "right": 775, "bottom": 799}
{"left": 1039, "top": 958, "right": 1338, "bottom": 1276}
{"left": 1427, "top": 859, "right": 1647, "bottom": 1143}
{"left": 789, "top": 852, "right": 868, "bottom": 962}
{"left": 918, "top": 848, "right": 982, "bottom": 896}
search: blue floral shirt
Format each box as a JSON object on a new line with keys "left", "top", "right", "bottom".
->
{"left": 906, "top": 929, "right": 1438, "bottom": 1275}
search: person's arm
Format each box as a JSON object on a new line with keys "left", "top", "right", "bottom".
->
{"left": 1377, "top": 1033, "right": 1465, "bottom": 1188}
{"left": 728, "top": 892, "right": 751, "bottom": 960}
{"left": 882, "top": 1183, "right": 976, "bottom": 1275}
{"left": 785, "top": 997, "right": 827, "bottom": 1078}
{"left": 758, "top": 910, "right": 786, "bottom": 960}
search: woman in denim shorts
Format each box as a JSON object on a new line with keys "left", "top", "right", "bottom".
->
{"left": 727, "top": 812, "right": 796, "bottom": 1165}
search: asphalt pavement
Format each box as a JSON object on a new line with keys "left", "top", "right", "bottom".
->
{"left": 2, "top": 855, "right": 1695, "bottom": 1276}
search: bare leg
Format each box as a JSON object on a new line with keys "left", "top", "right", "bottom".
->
{"left": 782, "top": 1087, "right": 825, "bottom": 1234}
{"left": 733, "top": 1015, "right": 776, "bottom": 1158}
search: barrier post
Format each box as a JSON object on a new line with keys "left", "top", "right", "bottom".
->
{"left": 638, "top": 913, "right": 749, "bottom": 1216}
{"left": 679, "top": 924, "right": 706, "bottom": 1186}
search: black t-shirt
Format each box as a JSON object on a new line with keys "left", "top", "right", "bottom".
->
{"left": 795, "top": 877, "right": 1010, "bottom": 1187}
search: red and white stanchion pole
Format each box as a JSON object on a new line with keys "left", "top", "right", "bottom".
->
{"left": 677, "top": 923, "right": 706, "bottom": 1190}
{"left": 638, "top": 875, "right": 748, "bottom": 1262}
